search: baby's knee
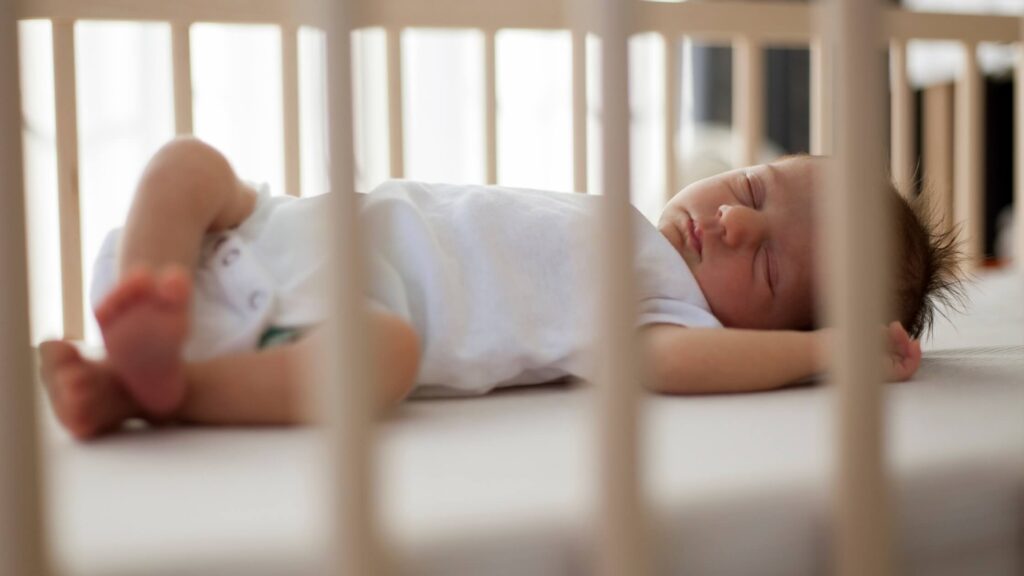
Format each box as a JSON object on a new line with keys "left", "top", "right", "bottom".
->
{"left": 146, "top": 137, "right": 224, "bottom": 179}
{"left": 137, "top": 137, "right": 237, "bottom": 210}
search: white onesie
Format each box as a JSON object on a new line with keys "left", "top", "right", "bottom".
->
{"left": 92, "top": 181, "right": 721, "bottom": 396}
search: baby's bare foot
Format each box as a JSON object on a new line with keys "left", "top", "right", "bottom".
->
{"left": 95, "top": 266, "right": 191, "bottom": 417}
{"left": 39, "top": 341, "right": 140, "bottom": 439}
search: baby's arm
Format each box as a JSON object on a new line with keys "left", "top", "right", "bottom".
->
{"left": 641, "top": 323, "right": 921, "bottom": 394}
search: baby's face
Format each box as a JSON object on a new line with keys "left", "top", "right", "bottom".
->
{"left": 658, "top": 156, "right": 820, "bottom": 330}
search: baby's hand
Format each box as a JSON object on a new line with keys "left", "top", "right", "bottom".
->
{"left": 886, "top": 321, "right": 921, "bottom": 382}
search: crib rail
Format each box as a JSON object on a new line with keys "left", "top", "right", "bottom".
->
{"left": 1018, "top": 19, "right": 1024, "bottom": 264}
{"left": 321, "top": 3, "right": 381, "bottom": 574}
{"left": 19, "top": 0, "right": 1023, "bottom": 41}
{"left": 826, "top": 1, "right": 891, "bottom": 573}
{"left": 5, "top": 1, "right": 1023, "bottom": 575}
{"left": 1, "top": 1, "right": 48, "bottom": 575}
{"left": 19, "top": 0, "right": 324, "bottom": 26}
{"left": 590, "top": 0, "right": 645, "bottom": 573}
{"left": 51, "top": 19, "right": 84, "bottom": 339}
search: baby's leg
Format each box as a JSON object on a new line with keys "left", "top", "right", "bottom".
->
{"left": 99, "top": 137, "right": 258, "bottom": 416}
{"left": 119, "top": 136, "right": 258, "bottom": 273}
{"left": 39, "top": 310, "right": 420, "bottom": 437}
{"left": 178, "top": 310, "right": 421, "bottom": 425}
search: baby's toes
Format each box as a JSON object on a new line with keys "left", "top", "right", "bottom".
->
{"left": 53, "top": 366, "right": 106, "bottom": 439}
{"left": 95, "top": 271, "right": 156, "bottom": 328}
{"left": 156, "top": 265, "right": 192, "bottom": 307}
{"left": 53, "top": 365, "right": 133, "bottom": 440}
{"left": 39, "top": 340, "right": 81, "bottom": 381}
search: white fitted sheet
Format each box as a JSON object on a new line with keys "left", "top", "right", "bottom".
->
{"left": 43, "top": 269, "right": 1024, "bottom": 576}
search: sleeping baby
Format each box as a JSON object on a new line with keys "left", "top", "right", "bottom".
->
{"left": 38, "top": 137, "right": 963, "bottom": 438}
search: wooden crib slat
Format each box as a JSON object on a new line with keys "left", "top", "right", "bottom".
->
{"left": 1, "top": 5, "right": 50, "bottom": 576}
{"left": 1016, "top": 19, "right": 1024, "bottom": 266}
{"left": 484, "top": 30, "right": 498, "bottom": 185}
{"left": 52, "top": 18, "right": 85, "bottom": 340}
{"left": 664, "top": 32, "right": 679, "bottom": 202}
{"left": 733, "top": 36, "right": 762, "bottom": 166}
{"left": 592, "top": 0, "right": 646, "bottom": 574}
{"left": 922, "top": 83, "right": 955, "bottom": 232}
{"left": 282, "top": 24, "right": 301, "bottom": 196}
{"left": 387, "top": 27, "right": 405, "bottom": 179}
{"left": 955, "top": 42, "right": 984, "bottom": 267}
{"left": 322, "top": 0, "right": 383, "bottom": 574}
{"left": 572, "top": 29, "right": 587, "bottom": 193}
{"left": 171, "top": 22, "right": 193, "bottom": 135}
{"left": 825, "top": 0, "right": 893, "bottom": 575}
{"left": 810, "top": 36, "right": 833, "bottom": 155}
{"left": 889, "top": 38, "right": 914, "bottom": 197}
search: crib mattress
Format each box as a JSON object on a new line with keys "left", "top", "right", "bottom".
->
{"left": 43, "top": 269, "right": 1024, "bottom": 576}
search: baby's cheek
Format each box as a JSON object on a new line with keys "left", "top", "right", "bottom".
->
{"left": 709, "top": 276, "right": 776, "bottom": 329}
{"left": 703, "top": 285, "right": 747, "bottom": 328}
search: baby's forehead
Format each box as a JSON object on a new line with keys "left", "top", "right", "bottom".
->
{"left": 774, "top": 154, "right": 826, "bottom": 171}
{"left": 765, "top": 158, "right": 824, "bottom": 218}
{"left": 769, "top": 156, "right": 823, "bottom": 190}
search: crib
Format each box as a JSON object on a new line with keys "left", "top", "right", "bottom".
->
{"left": 2, "top": 0, "right": 1023, "bottom": 575}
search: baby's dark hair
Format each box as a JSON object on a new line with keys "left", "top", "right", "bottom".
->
{"left": 888, "top": 182, "right": 967, "bottom": 339}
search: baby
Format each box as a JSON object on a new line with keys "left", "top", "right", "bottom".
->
{"left": 38, "top": 137, "right": 961, "bottom": 438}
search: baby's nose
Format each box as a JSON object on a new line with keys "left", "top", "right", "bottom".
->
{"left": 718, "top": 204, "right": 764, "bottom": 247}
